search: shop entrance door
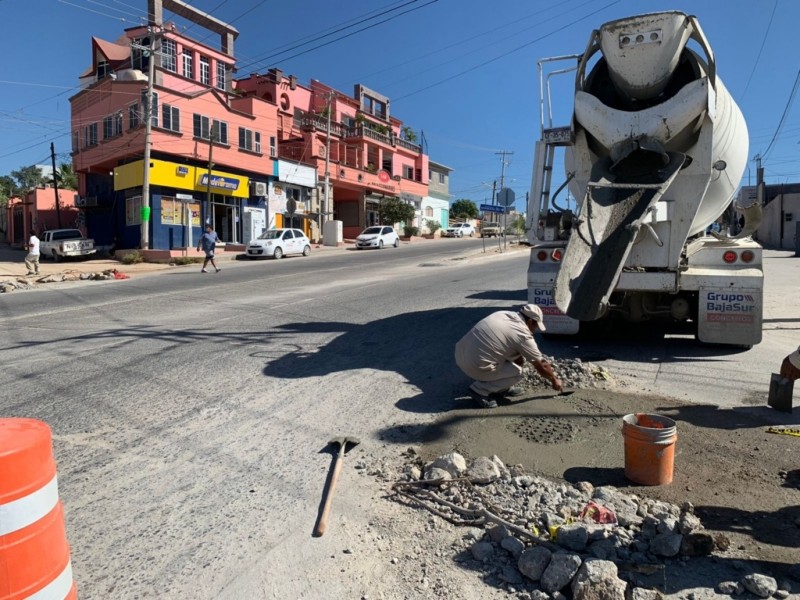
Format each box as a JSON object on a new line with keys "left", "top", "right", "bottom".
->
{"left": 213, "top": 203, "right": 239, "bottom": 243}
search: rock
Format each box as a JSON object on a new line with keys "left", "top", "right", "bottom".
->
{"left": 490, "top": 455, "right": 511, "bottom": 479}
{"left": 575, "top": 481, "right": 594, "bottom": 495}
{"left": 773, "top": 591, "right": 789, "bottom": 599}
{"left": 425, "top": 452, "right": 467, "bottom": 478}
{"left": 588, "top": 539, "right": 617, "bottom": 560}
{"left": 529, "top": 591, "right": 549, "bottom": 600}
{"left": 717, "top": 581, "right": 738, "bottom": 594}
{"left": 500, "top": 536, "right": 525, "bottom": 559}
{"left": 404, "top": 465, "right": 421, "bottom": 480}
{"left": 556, "top": 524, "right": 589, "bottom": 552}
{"left": 468, "top": 456, "right": 501, "bottom": 482}
{"left": 470, "top": 541, "right": 494, "bottom": 562}
{"left": 741, "top": 573, "right": 778, "bottom": 598}
{"left": 462, "top": 528, "right": 483, "bottom": 542}
{"left": 680, "top": 532, "right": 715, "bottom": 557}
{"left": 649, "top": 533, "right": 683, "bottom": 557}
{"left": 540, "top": 552, "right": 582, "bottom": 594}
{"left": 500, "top": 564, "right": 523, "bottom": 584}
{"left": 629, "top": 589, "right": 663, "bottom": 600}
{"left": 656, "top": 517, "right": 677, "bottom": 534}
{"left": 677, "top": 511, "right": 702, "bottom": 534}
{"left": 714, "top": 533, "right": 731, "bottom": 551}
{"left": 514, "top": 475, "right": 535, "bottom": 488}
{"left": 571, "top": 559, "right": 626, "bottom": 600}
{"left": 518, "top": 546, "right": 552, "bottom": 582}
{"left": 423, "top": 467, "right": 451, "bottom": 481}
{"left": 487, "top": 524, "right": 511, "bottom": 543}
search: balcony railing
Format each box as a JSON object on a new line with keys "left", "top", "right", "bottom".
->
{"left": 294, "top": 110, "right": 421, "bottom": 153}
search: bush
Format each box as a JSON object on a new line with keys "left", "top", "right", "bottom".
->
{"left": 121, "top": 251, "right": 143, "bottom": 264}
{"left": 425, "top": 219, "right": 441, "bottom": 234}
{"left": 172, "top": 256, "right": 203, "bottom": 265}
{"left": 403, "top": 225, "right": 419, "bottom": 237}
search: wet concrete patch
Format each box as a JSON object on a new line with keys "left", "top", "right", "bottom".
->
{"left": 508, "top": 415, "right": 577, "bottom": 444}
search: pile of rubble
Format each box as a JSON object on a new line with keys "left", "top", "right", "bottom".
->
{"left": 0, "top": 269, "right": 129, "bottom": 292}
{"left": 390, "top": 451, "right": 794, "bottom": 599}
{"left": 522, "top": 357, "right": 614, "bottom": 391}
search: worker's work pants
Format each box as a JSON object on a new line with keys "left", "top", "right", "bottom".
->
{"left": 455, "top": 352, "right": 523, "bottom": 396}
{"left": 24, "top": 253, "right": 40, "bottom": 274}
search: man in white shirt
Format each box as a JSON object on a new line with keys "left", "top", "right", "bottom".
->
{"left": 24, "top": 233, "right": 40, "bottom": 276}
{"left": 455, "top": 304, "right": 563, "bottom": 408}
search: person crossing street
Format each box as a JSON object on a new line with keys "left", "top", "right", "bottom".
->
{"left": 197, "top": 224, "right": 221, "bottom": 273}
{"left": 24, "top": 233, "right": 40, "bottom": 276}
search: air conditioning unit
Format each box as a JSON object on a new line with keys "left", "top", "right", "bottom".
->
{"left": 250, "top": 181, "right": 268, "bottom": 197}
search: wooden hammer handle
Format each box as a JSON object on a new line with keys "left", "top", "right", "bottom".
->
{"left": 313, "top": 451, "right": 344, "bottom": 537}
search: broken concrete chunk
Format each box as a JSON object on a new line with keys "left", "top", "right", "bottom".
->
{"left": 425, "top": 452, "right": 467, "bottom": 478}
{"left": 518, "top": 546, "right": 552, "bottom": 582}
{"left": 571, "top": 558, "right": 626, "bottom": 600}
{"left": 742, "top": 573, "right": 778, "bottom": 598}
{"left": 540, "top": 552, "right": 582, "bottom": 594}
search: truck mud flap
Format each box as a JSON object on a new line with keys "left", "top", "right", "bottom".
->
{"left": 554, "top": 152, "right": 685, "bottom": 321}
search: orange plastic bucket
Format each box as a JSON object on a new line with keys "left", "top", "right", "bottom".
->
{"left": 622, "top": 413, "right": 677, "bottom": 486}
{"left": 0, "top": 418, "right": 77, "bottom": 600}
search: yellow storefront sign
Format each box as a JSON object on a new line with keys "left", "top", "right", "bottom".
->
{"left": 113, "top": 159, "right": 249, "bottom": 198}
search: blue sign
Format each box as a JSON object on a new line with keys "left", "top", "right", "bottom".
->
{"left": 199, "top": 173, "right": 241, "bottom": 191}
{"left": 480, "top": 204, "right": 505, "bottom": 214}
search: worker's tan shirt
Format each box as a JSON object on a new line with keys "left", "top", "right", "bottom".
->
{"left": 455, "top": 310, "right": 543, "bottom": 374}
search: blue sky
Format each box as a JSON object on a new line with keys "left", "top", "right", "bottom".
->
{"left": 1, "top": 0, "right": 799, "bottom": 213}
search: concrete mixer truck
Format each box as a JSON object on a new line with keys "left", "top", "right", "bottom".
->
{"left": 527, "top": 11, "right": 763, "bottom": 347}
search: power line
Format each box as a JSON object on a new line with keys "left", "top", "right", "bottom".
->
{"left": 740, "top": 0, "right": 778, "bottom": 99}
{"left": 761, "top": 67, "right": 800, "bottom": 162}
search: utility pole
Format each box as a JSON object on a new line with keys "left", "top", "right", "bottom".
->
{"left": 134, "top": 28, "right": 160, "bottom": 250}
{"left": 496, "top": 150, "right": 513, "bottom": 250}
{"left": 321, "top": 91, "right": 333, "bottom": 244}
{"left": 206, "top": 129, "right": 215, "bottom": 228}
{"left": 50, "top": 142, "right": 62, "bottom": 228}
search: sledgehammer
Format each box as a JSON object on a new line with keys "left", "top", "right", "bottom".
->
{"left": 313, "top": 436, "right": 360, "bottom": 537}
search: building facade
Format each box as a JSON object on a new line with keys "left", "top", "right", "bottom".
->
{"left": 69, "top": 0, "right": 435, "bottom": 250}
{"left": 420, "top": 161, "right": 451, "bottom": 234}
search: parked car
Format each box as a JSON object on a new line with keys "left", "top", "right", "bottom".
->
{"left": 442, "top": 223, "right": 475, "bottom": 238}
{"left": 40, "top": 229, "right": 96, "bottom": 261}
{"left": 246, "top": 228, "right": 311, "bottom": 259}
{"left": 355, "top": 226, "right": 400, "bottom": 249}
{"left": 480, "top": 222, "right": 503, "bottom": 238}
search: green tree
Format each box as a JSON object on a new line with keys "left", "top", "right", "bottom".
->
{"left": 11, "top": 165, "right": 45, "bottom": 192}
{"left": 49, "top": 163, "right": 78, "bottom": 191}
{"left": 380, "top": 197, "right": 416, "bottom": 226}
{"left": 401, "top": 125, "right": 417, "bottom": 142}
{"left": 450, "top": 199, "right": 478, "bottom": 220}
{"left": 425, "top": 219, "right": 441, "bottom": 234}
{"left": 0, "top": 175, "right": 20, "bottom": 206}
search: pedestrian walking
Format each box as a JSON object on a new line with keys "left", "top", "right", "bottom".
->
{"left": 24, "top": 233, "right": 40, "bottom": 275}
{"left": 197, "top": 224, "right": 221, "bottom": 273}
{"left": 455, "top": 304, "right": 564, "bottom": 408}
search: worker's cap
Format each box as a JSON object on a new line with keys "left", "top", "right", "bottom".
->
{"left": 519, "top": 304, "right": 546, "bottom": 331}
{"left": 790, "top": 345, "right": 800, "bottom": 369}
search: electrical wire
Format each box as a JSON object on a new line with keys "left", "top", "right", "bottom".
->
{"left": 761, "top": 67, "right": 800, "bottom": 162}
{"left": 740, "top": 0, "right": 778, "bottom": 100}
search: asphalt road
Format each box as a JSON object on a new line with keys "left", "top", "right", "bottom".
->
{"left": 1, "top": 240, "right": 797, "bottom": 598}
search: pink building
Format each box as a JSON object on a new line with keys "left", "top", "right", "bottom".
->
{"left": 70, "top": 0, "right": 430, "bottom": 249}
{"left": 236, "top": 73, "right": 429, "bottom": 239}
{"left": 5, "top": 188, "right": 80, "bottom": 246}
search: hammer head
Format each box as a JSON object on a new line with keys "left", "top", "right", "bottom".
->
{"left": 329, "top": 436, "right": 360, "bottom": 453}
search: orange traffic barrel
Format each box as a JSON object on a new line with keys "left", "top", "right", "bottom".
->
{"left": 0, "top": 418, "right": 76, "bottom": 600}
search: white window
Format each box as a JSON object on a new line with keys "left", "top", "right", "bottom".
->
{"left": 97, "top": 60, "right": 109, "bottom": 79}
{"left": 193, "top": 114, "right": 210, "bottom": 139}
{"left": 102, "top": 112, "right": 123, "bottom": 139}
{"left": 131, "top": 37, "right": 150, "bottom": 71}
{"left": 84, "top": 123, "right": 98, "bottom": 147}
{"left": 72, "top": 130, "right": 79, "bottom": 152}
{"left": 162, "top": 104, "right": 180, "bottom": 132}
{"left": 128, "top": 103, "right": 139, "bottom": 129}
{"left": 161, "top": 39, "right": 177, "bottom": 72}
{"left": 199, "top": 56, "right": 210, "bottom": 85}
{"left": 438, "top": 172, "right": 445, "bottom": 184}
{"left": 269, "top": 136, "right": 277, "bottom": 157}
{"left": 403, "top": 165, "right": 414, "bottom": 179}
{"left": 182, "top": 49, "right": 193, "bottom": 79}
{"left": 216, "top": 61, "right": 226, "bottom": 91}
{"left": 238, "top": 127, "right": 260, "bottom": 152}
{"left": 141, "top": 90, "right": 159, "bottom": 127}
{"left": 126, "top": 195, "right": 142, "bottom": 226}
{"left": 211, "top": 120, "right": 228, "bottom": 144}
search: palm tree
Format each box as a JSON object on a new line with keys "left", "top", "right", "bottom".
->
{"left": 50, "top": 163, "right": 78, "bottom": 191}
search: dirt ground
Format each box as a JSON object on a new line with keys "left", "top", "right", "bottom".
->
{"left": 413, "top": 386, "right": 800, "bottom": 592}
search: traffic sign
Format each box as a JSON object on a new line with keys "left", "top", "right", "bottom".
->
{"left": 480, "top": 204, "right": 505, "bottom": 214}
{"left": 497, "top": 187, "right": 516, "bottom": 207}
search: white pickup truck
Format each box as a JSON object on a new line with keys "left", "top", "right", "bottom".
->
{"left": 40, "top": 229, "right": 96, "bottom": 261}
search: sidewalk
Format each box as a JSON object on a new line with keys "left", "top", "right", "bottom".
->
{"left": 0, "top": 241, "right": 353, "bottom": 279}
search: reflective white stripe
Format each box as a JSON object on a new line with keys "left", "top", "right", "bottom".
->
{"left": 0, "top": 474, "right": 59, "bottom": 536}
{"left": 27, "top": 560, "right": 73, "bottom": 600}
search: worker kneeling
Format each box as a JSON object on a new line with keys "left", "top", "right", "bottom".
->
{"left": 455, "top": 304, "right": 564, "bottom": 408}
